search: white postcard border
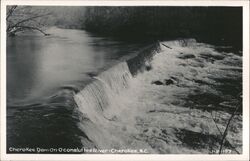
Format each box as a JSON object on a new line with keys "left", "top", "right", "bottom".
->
{"left": 1, "top": 1, "right": 249, "bottom": 161}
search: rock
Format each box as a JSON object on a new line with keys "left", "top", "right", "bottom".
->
{"left": 145, "top": 65, "right": 152, "bottom": 71}
{"left": 152, "top": 79, "right": 174, "bottom": 86}
{"left": 152, "top": 80, "right": 164, "bottom": 85}
{"left": 178, "top": 53, "right": 196, "bottom": 59}
{"left": 164, "top": 79, "right": 174, "bottom": 85}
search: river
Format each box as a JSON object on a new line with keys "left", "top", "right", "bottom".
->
{"left": 7, "top": 27, "right": 148, "bottom": 153}
{"left": 6, "top": 28, "right": 242, "bottom": 154}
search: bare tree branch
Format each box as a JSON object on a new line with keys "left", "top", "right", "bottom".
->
{"left": 218, "top": 92, "right": 242, "bottom": 154}
{"left": 14, "top": 25, "right": 50, "bottom": 36}
{"left": 6, "top": 5, "right": 17, "bottom": 20}
{"left": 11, "top": 13, "right": 51, "bottom": 29}
{"left": 210, "top": 111, "right": 240, "bottom": 154}
{"left": 6, "top": 6, "right": 51, "bottom": 36}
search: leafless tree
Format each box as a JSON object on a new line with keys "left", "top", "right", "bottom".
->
{"left": 6, "top": 5, "right": 51, "bottom": 36}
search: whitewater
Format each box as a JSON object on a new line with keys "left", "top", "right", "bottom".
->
{"left": 74, "top": 39, "right": 242, "bottom": 154}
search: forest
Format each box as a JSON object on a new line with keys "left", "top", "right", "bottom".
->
{"left": 83, "top": 7, "right": 242, "bottom": 49}
{"left": 7, "top": 6, "right": 242, "bottom": 49}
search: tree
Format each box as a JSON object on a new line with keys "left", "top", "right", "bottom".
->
{"left": 6, "top": 5, "right": 51, "bottom": 36}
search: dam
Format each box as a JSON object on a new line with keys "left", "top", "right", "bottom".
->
{"left": 7, "top": 28, "right": 242, "bottom": 154}
{"left": 74, "top": 40, "right": 242, "bottom": 154}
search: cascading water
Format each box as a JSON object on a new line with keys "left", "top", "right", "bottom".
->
{"left": 73, "top": 39, "right": 242, "bottom": 154}
{"left": 6, "top": 27, "right": 152, "bottom": 153}
{"left": 74, "top": 43, "right": 161, "bottom": 152}
{"left": 74, "top": 62, "right": 133, "bottom": 122}
{"left": 74, "top": 62, "right": 134, "bottom": 150}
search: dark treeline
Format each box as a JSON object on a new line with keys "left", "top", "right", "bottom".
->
{"left": 83, "top": 7, "right": 242, "bottom": 49}
{"left": 48, "top": 7, "right": 86, "bottom": 29}
{"left": 7, "top": 6, "right": 242, "bottom": 49}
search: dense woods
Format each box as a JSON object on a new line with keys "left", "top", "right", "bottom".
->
{"left": 83, "top": 7, "right": 242, "bottom": 48}
{"left": 47, "top": 7, "right": 86, "bottom": 29}
{"left": 7, "top": 6, "right": 242, "bottom": 48}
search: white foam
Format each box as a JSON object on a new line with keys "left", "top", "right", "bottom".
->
{"left": 74, "top": 40, "right": 242, "bottom": 154}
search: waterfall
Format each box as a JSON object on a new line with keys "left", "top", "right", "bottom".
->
{"left": 74, "top": 62, "right": 132, "bottom": 122}
{"left": 71, "top": 39, "right": 243, "bottom": 153}
{"left": 73, "top": 42, "right": 161, "bottom": 150}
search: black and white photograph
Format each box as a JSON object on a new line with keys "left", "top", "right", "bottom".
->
{"left": 0, "top": 0, "right": 249, "bottom": 160}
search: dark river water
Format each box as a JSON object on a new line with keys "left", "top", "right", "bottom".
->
{"left": 7, "top": 27, "right": 147, "bottom": 153}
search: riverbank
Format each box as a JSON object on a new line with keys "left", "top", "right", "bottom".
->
{"left": 75, "top": 39, "right": 242, "bottom": 154}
